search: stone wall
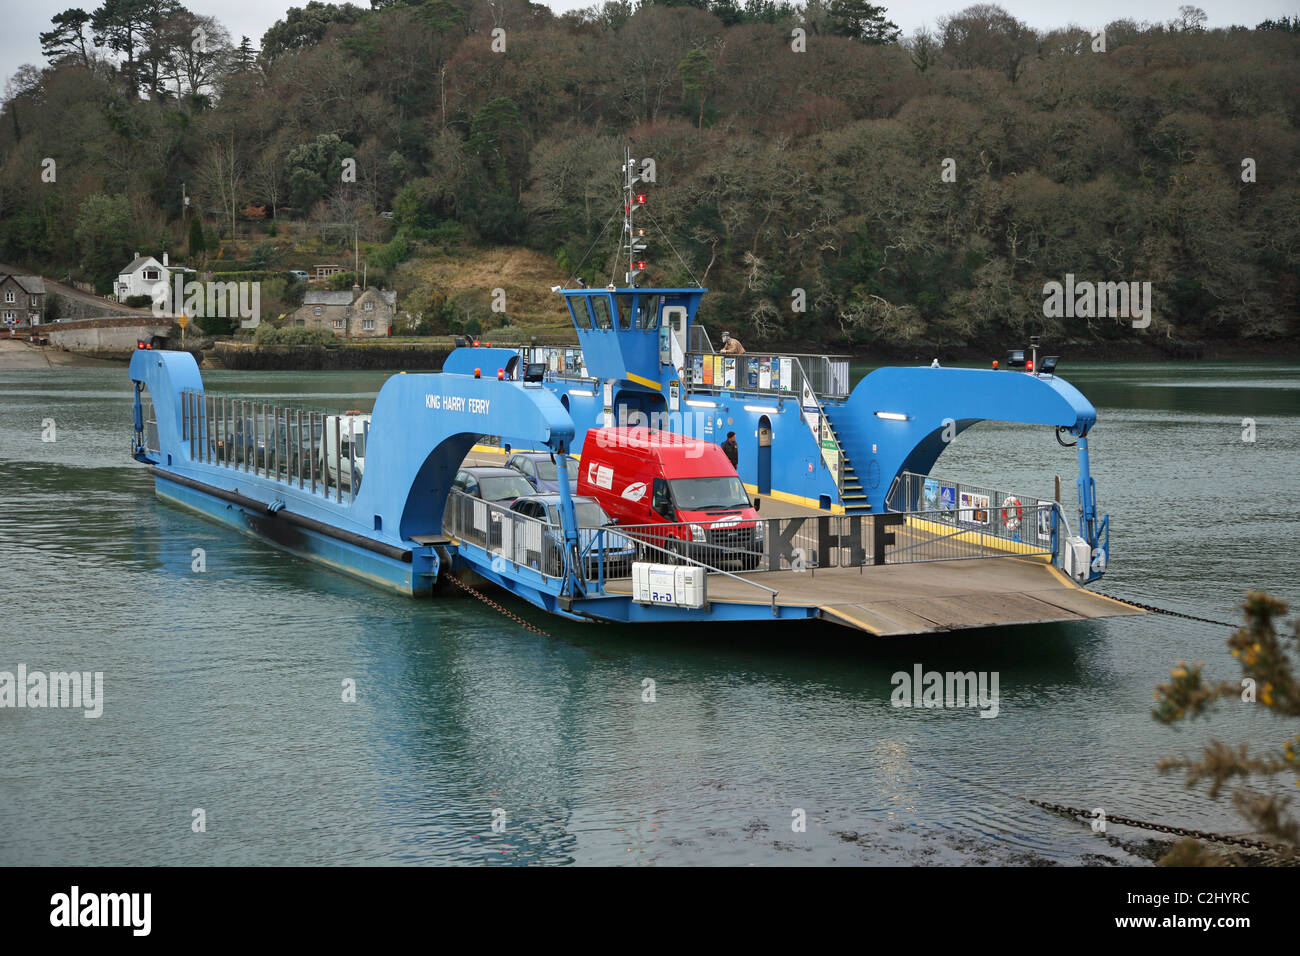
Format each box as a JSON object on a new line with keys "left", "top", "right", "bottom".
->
{"left": 46, "top": 317, "right": 173, "bottom": 356}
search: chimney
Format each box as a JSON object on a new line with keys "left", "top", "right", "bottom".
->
{"left": 163, "top": 252, "right": 169, "bottom": 268}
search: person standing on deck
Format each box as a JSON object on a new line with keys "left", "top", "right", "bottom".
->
{"left": 720, "top": 331, "right": 745, "bottom": 354}
{"left": 721, "top": 431, "right": 739, "bottom": 469}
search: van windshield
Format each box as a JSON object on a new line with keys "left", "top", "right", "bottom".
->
{"left": 669, "top": 476, "right": 750, "bottom": 512}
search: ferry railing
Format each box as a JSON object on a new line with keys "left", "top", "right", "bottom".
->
{"left": 441, "top": 489, "right": 569, "bottom": 583}
{"left": 614, "top": 506, "right": 1054, "bottom": 572}
{"left": 885, "top": 471, "right": 1061, "bottom": 559}
{"left": 684, "top": 350, "right": 850, "bottom": 401}
{"left": 439, "top": 491, "right": 780, "bottom": 609}
{"left": 183, "top": 391, "right": 366, "bottom": 500}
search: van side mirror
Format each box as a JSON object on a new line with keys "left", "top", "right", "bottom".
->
{"left": 753, "top": 497, "right": 761, "bottom": 512}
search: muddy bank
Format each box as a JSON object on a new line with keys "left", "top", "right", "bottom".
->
{"left": 0, "top": 340, "right": 122, "bottom": 370}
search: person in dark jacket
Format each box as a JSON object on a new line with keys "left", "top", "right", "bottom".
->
{"left": 721, "top": 431, "right": 738, "bottom": 468}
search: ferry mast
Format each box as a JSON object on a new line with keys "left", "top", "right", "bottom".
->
{"left": 621, "top": 147, "right": 649, "bottom": 287}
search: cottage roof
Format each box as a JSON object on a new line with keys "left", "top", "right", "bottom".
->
{"left": 1, "top": 274, "right": 45, "bottom": 294}
{"left": 304, "top": 290, "right": 354, "bottom": 306}
{"left": 121, "top": 256, "right": 158, "bottom": 275}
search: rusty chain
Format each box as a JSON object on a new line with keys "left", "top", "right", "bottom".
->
{"left": 1025, "top": 798, "right": 1295, "bottom": 857}
{"left": 1100, "top": 592, "right": 1238, "bottom": 628}
{"left": 444, "top": 572, "right": 552, "bottom": 637}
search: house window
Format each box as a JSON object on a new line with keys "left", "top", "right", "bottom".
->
{"left": 143, "top": 269, "right": 160, "bottom": 280}
{"left": 2, "top": 311, "right": 14, "bottom": 322}
{"left": 362, "top": 319, "right": 374, "bottom": 331}
{"left": 363, "top": 301, "right": 373, "bottom": 311}
{"left": 332, "top": 319, "right": 343, "bottom": 329}
{"left": 344, "top": 308, "right": 351, "bottom": 318}
{"left": 3, "top": 292, "right": 13, "bottom": 303}
{"left": 313, "top": 307, "right": 322, "bottom": 316}
{"left": 30, "top": 296, "right": 38, "bottom": 308}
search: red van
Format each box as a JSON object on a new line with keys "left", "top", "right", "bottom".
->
{"left": 577, "top": 427, "right": 763, "bottom": 569}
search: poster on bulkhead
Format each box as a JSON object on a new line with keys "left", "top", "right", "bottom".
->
{"left": 959, "top": 491, "right": 991, "bottom": 526}
{"left": 922, "top": 478, "right": 940, "bottom": 512}
{"left": 723, "top": 357, "right": 736, "bottom": 388}
{"left": 779, "top": 357, "right": 793, "bottom": 391}
{"left": 758, "top": 358, "right": 771, "bottom": 390}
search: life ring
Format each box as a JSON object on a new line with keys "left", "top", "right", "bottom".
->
{"left": 1001, "top": 496, "right": 1023, "bottom": 531}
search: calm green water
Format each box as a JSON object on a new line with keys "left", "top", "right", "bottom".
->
{"left": 1, "top": 361, "right": 1297, "bottom": 865}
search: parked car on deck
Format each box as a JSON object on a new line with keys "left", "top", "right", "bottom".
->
{"left": 506, "top": 450, "right": 580, "bottom": 493}
{"left": 509, "top": 493, "right": 638, "bottom": 579}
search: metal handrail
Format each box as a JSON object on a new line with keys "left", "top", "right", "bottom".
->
{"left": 886, "top": 470, "right": 1066, "bottom": 559}
{"left": 620, "top": 526, "right": 781, "bottom": 612}
{"left": 684, "top": 350, "right": 850, "bottom": 400}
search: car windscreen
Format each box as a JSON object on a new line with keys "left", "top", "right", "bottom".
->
{"left": 558, "top": 500, "right": 612, "bottom": 527}
{"left": 533, "top": 456, "right": 578, "bottom": 481}
{"left": 669, "top": 476, "right": 751, "bottom": 512}
{"left": 479, "top": 475, "right": 534, "bottom": 502}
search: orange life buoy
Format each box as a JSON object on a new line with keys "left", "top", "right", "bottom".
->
{"left": 1001, "top": 496, "right": 1023, "bottom": 531}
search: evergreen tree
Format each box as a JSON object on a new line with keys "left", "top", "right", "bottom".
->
{"left": 827, "top": 0, "right": 900, "bottom": 43}
{"left": 188, "top": 215, "right": 205, "bottom": 259}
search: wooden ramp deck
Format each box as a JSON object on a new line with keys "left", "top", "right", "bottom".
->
{"left": 607, "top": 556, "right": 1143, "bottom": 635}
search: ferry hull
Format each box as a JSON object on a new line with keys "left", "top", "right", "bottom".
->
{"left": 152, "top": 471, "right": 431, "bottom": 597}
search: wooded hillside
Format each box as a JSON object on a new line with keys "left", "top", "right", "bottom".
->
{"left": 2, "top": 1, "right": 1298, "bottom": 349}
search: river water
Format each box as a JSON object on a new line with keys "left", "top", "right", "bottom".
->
{"left": 2, "top": 361, "right": 1297, "bottom": 865}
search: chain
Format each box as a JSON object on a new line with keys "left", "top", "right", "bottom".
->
{"left": 1025, "top": 798, "right": 1295, "bottom": 856}
{"left": 1100, "top": 592, "right": 1238, "bottom": 628}
{"left": 444, "top": 573, "right": 552, "bottom": 637}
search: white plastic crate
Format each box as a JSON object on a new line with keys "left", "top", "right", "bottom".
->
{"left": 632, "top": 562, "right": 707, "bottom": 608}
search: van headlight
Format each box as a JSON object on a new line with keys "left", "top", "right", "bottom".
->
{"left": 690, "top": 524, "right": 706, "bottom": 542}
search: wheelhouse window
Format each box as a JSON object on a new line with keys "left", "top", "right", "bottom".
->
{"left": 590, "top": 295, "right": 613, "bottom": 330}
{"left": 567, "top": 298, "right": 592, "bottom": 330}
{"left": 615, "top": 294, "right": 632, "bottom": 330}
{"left": 636, "top": 294, "right": 661, "bottom": 330}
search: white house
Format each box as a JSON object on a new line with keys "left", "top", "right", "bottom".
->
{"left": 115, "top": 252, "right": 196, "bottom": 302}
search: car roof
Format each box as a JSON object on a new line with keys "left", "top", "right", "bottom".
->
{"left": 513, "top": 450, "right": 576, "bottom": 459}
{"left": 516, "top": 493, "right": 596, "bottom": 505}
{"left": 460, "top": 466, "right": 525, "bottom": 477}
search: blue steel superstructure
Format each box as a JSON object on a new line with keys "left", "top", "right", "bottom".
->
{"left": 126, "top": 154, "right": 1115, "bottom": 633}
{"left": 525, "top": 149, "right": 1110, "bottom": 580}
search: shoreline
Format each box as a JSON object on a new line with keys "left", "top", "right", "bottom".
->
{"left": 5, "top": 337, "right": 1299, "bottom": 373}
{"left": 0, "top": 339, "right": 122, "bottom": 370}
